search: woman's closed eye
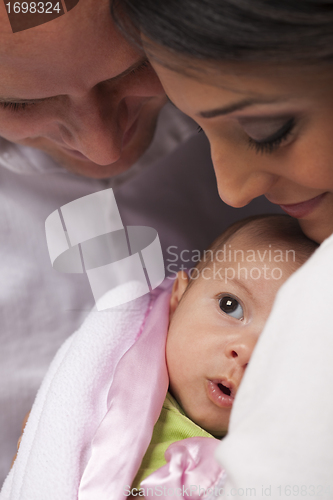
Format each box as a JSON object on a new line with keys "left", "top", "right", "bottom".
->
{"left": 239, "top": 116, "right": 296, "bottom": 155}
{"left": 219, "top": 295, "right": 244, "bottom": 320}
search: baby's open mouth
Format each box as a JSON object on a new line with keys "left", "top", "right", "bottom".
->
{"left": 217, "top": 383, "right": 232, "bottom": 397}
{"left": 207, "top": 379, "right": 235, "bottom": 409}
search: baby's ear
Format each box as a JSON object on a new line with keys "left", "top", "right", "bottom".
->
{"left": 169, "top": 271, "right": 189, "bottom": 317}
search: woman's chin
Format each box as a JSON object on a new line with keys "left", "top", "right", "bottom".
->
{"left": 299, "top": 218, "right": 333, "bottom": 244}
{"left": 294, "top": 193, "right": 333, "bottom": 244}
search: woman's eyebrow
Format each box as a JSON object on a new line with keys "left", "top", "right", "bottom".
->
{"left": 199, "top": 97, "right": 284, "bottom": 118}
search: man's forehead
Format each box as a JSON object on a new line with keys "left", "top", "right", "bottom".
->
{"left": 0, "top": 0, "right": 106, "bottom": 48}
{"left": 0, "top": 0, "right": 143, "bottom": 98}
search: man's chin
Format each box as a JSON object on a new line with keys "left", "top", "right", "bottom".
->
{"left": 14, "top": 96, "right": 166, "bottom": 178}
{"left": 19, "top": 123, "right": 157, "bottom": 179}
{"left": 54, "top": 154, "right": 136, "bottom": 179}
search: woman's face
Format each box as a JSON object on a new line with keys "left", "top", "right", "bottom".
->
{"left": 150, "top": 56, "right": 333, "bottom": 243}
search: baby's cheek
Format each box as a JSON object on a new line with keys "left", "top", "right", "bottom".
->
{"left": 166, "top": 352, "right": 188, "bottom": 407}
{"left": 165, "top": 330, "right": 185, "bottom": 375}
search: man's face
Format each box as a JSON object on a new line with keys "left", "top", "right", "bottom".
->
{"left": 0, "top": 0, "right": 166, "bottom": 178}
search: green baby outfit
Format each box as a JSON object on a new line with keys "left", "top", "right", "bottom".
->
{"left": 132, "top": 392, "right": 214, "bottom": 489}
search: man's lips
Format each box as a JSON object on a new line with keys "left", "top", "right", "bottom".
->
{"left": 122, "top": 118, "right": 139, "bottom": 148}
{"left": 277, "top": 193, "right": 327, "bottom": 219}
{"left": 59, "top": 118, "right": 139, "bottom": 161}
{"left": 61, "top": 148, "right": 91, "bottom": 161}
{"left": 207, "top": 379, "right": 235, "bottom": 409}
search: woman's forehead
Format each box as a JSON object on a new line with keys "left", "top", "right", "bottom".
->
{"left": 149, "top": 48, "right": 332, "bottom": 96}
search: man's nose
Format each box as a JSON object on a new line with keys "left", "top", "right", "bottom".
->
{"left": 211, "top": 142, "right": 278, "bottom": 207}
{"left": 58, "top": 64, "right": 165, "bottom": 167}
{"left": 58, "top": 92, "right": 128, "bottom": 166}
{"left": 224, "top": 334, "right": 258, "bottom": 369}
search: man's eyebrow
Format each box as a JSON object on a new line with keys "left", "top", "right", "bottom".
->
{"left": 199, "top": 97, "right": 284, "bottom": 118}
{"left": 0, "top": 58, "right": 148, "bottom": 103}
{"left": 104, "top": 56, "right": 148, "bottom": 84}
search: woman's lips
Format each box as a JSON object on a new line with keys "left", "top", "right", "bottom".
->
{"left": 278, "top": 193, "right": 327, "bottom": 218}
{"left": 207, "top": 380, "right": 235, "bottom": 409}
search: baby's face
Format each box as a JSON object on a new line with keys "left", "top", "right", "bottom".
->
{"left": 166, "top": 232, "right": 298, "bottom": 437}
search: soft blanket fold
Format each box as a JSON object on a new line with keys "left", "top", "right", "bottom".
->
{"left": 1, "top": 281, "right": 170, "bottom": 500}
{"left": 2, "top": 279, "right": 225, "bottom": 500}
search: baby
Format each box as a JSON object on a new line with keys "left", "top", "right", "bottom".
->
{"left": 7, "top": 214, "right": 318, "bottom": 500}
{"left": 132, "top": 214, "right": 318, "bottom": 491}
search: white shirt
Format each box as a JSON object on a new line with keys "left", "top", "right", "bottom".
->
{"left": 216, "top": 233, "right": 333, "bottom": 499}
{"left": 0, "top": 103, "right": 279, "bottom": 484}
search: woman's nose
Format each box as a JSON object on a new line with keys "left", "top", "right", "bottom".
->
{"left": 211, "top": 142, "right": 278, "bottom": 207}
{"left": 224, "top": 335, "right": 258, "bottom": 369}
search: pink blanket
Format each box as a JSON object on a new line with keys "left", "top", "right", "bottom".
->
{"left": 1, "top": 280, "right": 224, "bottom": 500}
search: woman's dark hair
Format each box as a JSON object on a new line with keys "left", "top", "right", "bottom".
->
{"left": 112, "top": 0, "right": 333, "bottom": 64}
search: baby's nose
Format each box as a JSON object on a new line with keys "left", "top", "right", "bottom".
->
{"left": 224, "top": 336, "right": 258, "bottom": 369}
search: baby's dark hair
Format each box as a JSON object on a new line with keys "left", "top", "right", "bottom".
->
{"left": 190, "top": 214, "right": 318, "bottom": 283}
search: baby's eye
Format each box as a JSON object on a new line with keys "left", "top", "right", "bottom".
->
{"left": 219, "top": 295, "right": 244, "bottom": 320}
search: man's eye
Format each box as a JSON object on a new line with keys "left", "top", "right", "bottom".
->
{"left": 129, "top": 59, "right": 150, "bottom": 76}
{"left": 219, "top": 295, "right": 244, "bottom": 320}
{"left": 0, "top": 102, "right": 34, "bottom": 112}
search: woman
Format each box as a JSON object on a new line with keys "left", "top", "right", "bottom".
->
{"left": 113, "top": 1, "right": 333, "bottom": 497}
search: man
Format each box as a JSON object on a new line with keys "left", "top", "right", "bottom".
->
{"left": 0, "top": 0, "right": 167, "bottom": 177}
{"left": 0, "top": 0, "right": 278, "bottom": 485}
